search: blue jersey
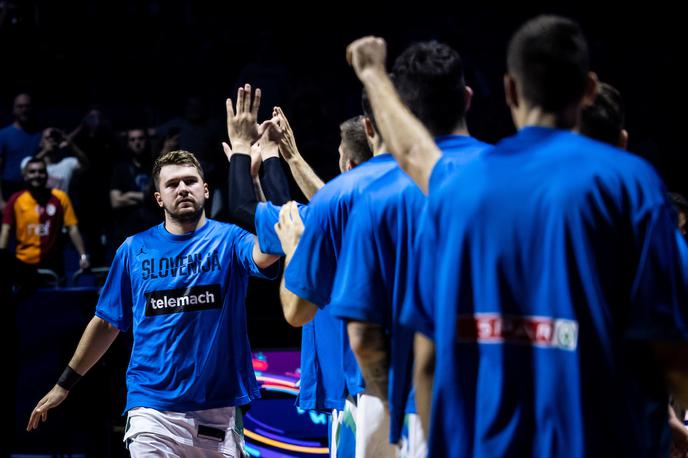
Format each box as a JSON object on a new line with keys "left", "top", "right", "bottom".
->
{"left": 254, "top": 200, "right": 344, "bottom": 411}
{"left": 95, "top": 220, "right": 275, "bottom": 413}
{"left": 329, "top": 136, "right": 489, "bottom": 443}
{"left": 285, "top": 154, "right": 399, "bottom": 397}
{"left": 252, "top": 200, "right": 344, "bottom": 411}
{"left": 255, "top": 201, "right": 310, "bottom": 256}
{"left": 404, "top": 127, "right": 688, "bottom": 457}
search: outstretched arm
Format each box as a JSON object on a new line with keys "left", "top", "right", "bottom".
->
{"left": 27, "top": 316, "right": 119, "bottom": 431}
{"left": 257, "top": 113, "right": 291, "bottom": 204}
{"left": 224, "top": 84, "right": 265, "bottom": 232}
{"left": 275, "top": 202, "right": 318, "bottom": 326}
{"left": 347, "top": 36, "right": 441, "bottom": 194}
{"left": 274, "top": 107, "right": 324, "bottom": 200}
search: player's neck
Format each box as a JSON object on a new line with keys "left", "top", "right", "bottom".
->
{"left": 164, "top": 212, "right": 207, "bottom": 235}
{"left": 373, "top": 141, "right": 387, "bottom": 156}
{"left": 514, "top": 105, "right": 578, "bottom": 130}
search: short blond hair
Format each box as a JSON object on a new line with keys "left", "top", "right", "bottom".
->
{"left": 152, "top": 150, "right": 204, "bottom": 190}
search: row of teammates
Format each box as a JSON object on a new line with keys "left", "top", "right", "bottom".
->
{"left": 26, "top": 14, "right": 688, "bottom": 458}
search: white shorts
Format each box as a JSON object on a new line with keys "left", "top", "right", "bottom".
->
{"left": 330, "top": 396, "right": 357, "bottom": 458}
{"left": 355, "top": 393, "right": 396, "bottom": 458}
{"left": 396, "top": 413, "right": 427, "bottom": 458}
{"left": 124, "top": 406, "right": 245, "bottom": 457}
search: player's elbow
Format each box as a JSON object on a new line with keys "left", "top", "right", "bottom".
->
{"left": 279, "top": 284, "right": 317, "bottom": 327}
{"left": 283, "top": 307, "right": 307, "bottom": 327}
{"left": 347, "top": 321, "right": 384, "bottom": 362}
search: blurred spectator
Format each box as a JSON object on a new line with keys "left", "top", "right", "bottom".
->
{"left": 70, "top": 108, "right": 122, "bottom": 264}
{"left": 22, "top": 127, "right": 89, "bottom": 194}
{"left": 0, "top": 157, "right": 89, "bottom": 282}
{"left": 0, "top": 93, "right": 41, "bottom": 210}
{"left": 109, "top": 127, "right": 153, "bottom": 249}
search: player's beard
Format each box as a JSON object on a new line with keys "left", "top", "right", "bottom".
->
{"left": 164, "top": 198, "right": 204, "bottom": 223}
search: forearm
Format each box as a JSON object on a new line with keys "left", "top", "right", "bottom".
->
{"left": 228, "top": 153, "right": 258, "bottom": 233}
{"left": 70, "top": 143, "right": 90, "bottom": 169}
{"left": 413, "top": 332, "right": 436, "bottom": 437}
{"left": 359, "top": 68, "right": 440, "bottom": 193}
{"left": 35, "top": 148, "right": 50, "bottom": 160}
{"left": 68, "top": 226, "right": 87, "bottom": 256}
{"left": 67, "top": 316, "right": 119, "bottom": 375}
{"left": 286, "top": 156, "right": 324, "bottom": 201}
{"left": 252, "top": 238, "right": 279, "bottom": 269}
{"left": 260, "top": 157, "right": 291, "bottom": 204}
{"left": 348, "top": 321, "right": 389, "bottom": 401}
{"left": 110, "top": 191, "right": 143, "bottom": 209}
{"left": 278, "top": 273, "right": 317, "bottom": 327}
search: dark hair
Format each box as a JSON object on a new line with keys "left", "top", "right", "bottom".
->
{"left": 507, "top": 15, "right": 589, "bottom": 113}
{"left": 339, "top": 116, "right": 372, "bottom": 166}
{"left": 669, "top": 192, "right": 688, "bottom": 214}
{"left": 152, "top": 150, "right": 204, "bottom": 190}
{"left": 579, "top": 82, "right": 625, "bottom": 146}
{"left": 23, "top": 156, "right": 47, "bottom": 172}
{"left": 391, "top": 41, "right": 467, "bottom": 136}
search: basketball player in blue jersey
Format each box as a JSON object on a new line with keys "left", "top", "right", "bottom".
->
{"left": 347, "top": 17, "right": 688, "bottom": 457}
{"left": 328, "top": 41, "right": 490, "bottom": 457}
{"left": 27, "top": 87, "right": 280, "bottom": 456}
{"left": 275, "top": 88, "right": 400, "bottom": 457}
{"left": 223, "top": 87, "right": 373, "bottom": 457}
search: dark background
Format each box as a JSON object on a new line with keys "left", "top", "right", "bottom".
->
{"left": 4, "top": 2, "right": 683, "bottom": 455}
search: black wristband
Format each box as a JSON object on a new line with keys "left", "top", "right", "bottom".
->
{"left": 57, "top": 365, "right": 82, "bottom": 391}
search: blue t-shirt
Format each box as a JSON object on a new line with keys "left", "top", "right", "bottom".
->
{"left": 255, "top": 201, "right": 310, "bottom": 256}
{"left": 0, "top": 124, "right": 41, "bottom": 184}
{"left": 403, "top": 127, "right": 688, "bottom": 457}
{"left": 253, "top": 200, "right": 344, "bottom": 411}
{"left": 95, "top": 219, "right": 275, "bottom": 413}
{"left": 285, "top": 154, "right": 399, "bottom": 397}
{"left": 329, "top": 135, "right": 489, "bottom": 443}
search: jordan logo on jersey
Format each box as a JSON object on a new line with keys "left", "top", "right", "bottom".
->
{"left": 144, "top": 284, "right": 221, "bottom": 316}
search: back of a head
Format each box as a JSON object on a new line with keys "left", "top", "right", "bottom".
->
{"left": 579, "top": 82, "right": 625, "bottom": 146}
{"left": 339, "top": 116, "right": 372, "bottom": 165}
{"left": 392, "top": 41, "right": 467, "bottom": 136}
{"left": 507, "top": 15, "right": 589, "bottom": 113}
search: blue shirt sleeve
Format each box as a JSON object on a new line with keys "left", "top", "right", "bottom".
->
{"left": 231, "top": 225, "right": 278, "bottom": 280}
{"left": 329, "top": 197, "right": 387, "bottom": 326}
{"left": 627, "top": 201, "right": 688, "bottom": 341}
{"left": 400, "top": 204, "right": 437, "bottom": 339}
{"left": 255, "top": 202, "right": 309, "bottom": 256}
{"left": 255, "top": 202, "right": 285, "bottom": 256}
{"left": 284, "top": 197, "right": 340, "bottom": 307}
{"left": 95, "top": 242, "right": 134, "bottom": 331}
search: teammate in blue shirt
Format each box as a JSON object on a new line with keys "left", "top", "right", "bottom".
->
{"left": 328, "top": 41, "right": 490, "bottom": 456}
{"left": 347, "top": 16, "right": 688, "bottom": 458}
{"left": 223, "top": 88, "right": 374, "bottom": 456}
{"left": 27, "top": 95, "right": 280, "bottom": 456}
{"left": 275, "top": 89, "right": 402, "bottom": 456}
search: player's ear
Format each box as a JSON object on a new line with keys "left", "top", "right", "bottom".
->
{"left": 154, "top": 191, "right": 163, "bottom": 208}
